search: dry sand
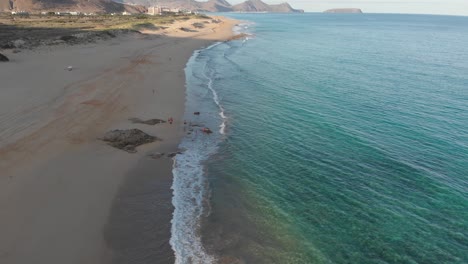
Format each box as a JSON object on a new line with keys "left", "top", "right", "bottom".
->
{"left": 0, "top": 16, "right": 237, "bottom": 264}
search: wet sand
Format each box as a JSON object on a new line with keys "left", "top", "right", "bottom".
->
{"left": 0, "top": 16, "right": 237, "bottom": 264}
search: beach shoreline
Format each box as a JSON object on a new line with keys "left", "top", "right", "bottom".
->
{"left": 0, "top": 16, "right": 238, "bottom": 264}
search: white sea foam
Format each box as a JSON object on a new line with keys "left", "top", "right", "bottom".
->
{"left": 220, "top": 121, "right": 226, "bottom": 134}
{"left": 233, "top": 25, "right": 243, "bottom": 35}
{"left": 170, "top": 42, "right": 228, "bottom": 264}
{"left": 234, "top": 22, "right": 255, "bottom": 35}
{"left": 170, "top": 147, "right": 216, "bottom": 264}
{"left": 202, "top": 57, "right": 228, "bottom": 135}
{"left": 169, "top": 30, "right": 250, "bottom": 262}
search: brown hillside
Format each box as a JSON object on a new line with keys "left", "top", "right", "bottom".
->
{"left": 232, "top": 0, "right": 269, "bottom": 12}
{"left": 198, "top": 0, "right": 232, "bottom": 12}
{"left": 0, "top": 0, "right": 146, "bottom": 13}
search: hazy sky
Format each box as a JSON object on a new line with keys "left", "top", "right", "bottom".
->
{"left": 226, "top": 0, "right": 468, "bottom": 16}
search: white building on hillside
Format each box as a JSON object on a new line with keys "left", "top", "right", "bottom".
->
{"left": 148, "top": 6, "right": 162, "bottom": 15}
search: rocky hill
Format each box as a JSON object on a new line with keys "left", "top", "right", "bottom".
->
{"left": 199, "top": 0, "right": 232, "bottom": 12}
{"left": 232, "top": 0, "right": 302, "bottom": 13}
{"left": 266, "top": 2, "right": 303, "bottom": 13}
{"left": 0, "top": 0, "right": 147, "bottom": 13}
{"left": 115, "top": 0, "right": 303, "bottom": 13}
{"left": 0, "top": 0, "right": 302, "bottom": 13}
{"left": 324, "top": 8, "right": 363, "bottom": 13}
{"left": 232, "top": 0, "right": 269, "bottom": 12}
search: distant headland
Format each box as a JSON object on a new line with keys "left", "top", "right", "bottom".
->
{"left": 324, "top": 8, "right": 363, "bottom": 14}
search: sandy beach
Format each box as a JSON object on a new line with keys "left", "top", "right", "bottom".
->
{"left": 0, "top": 16, "right": 237, "bottom": 264}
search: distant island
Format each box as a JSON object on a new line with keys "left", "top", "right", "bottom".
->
{"left": 324, "top": 8, "right": 363, "bottom": 14}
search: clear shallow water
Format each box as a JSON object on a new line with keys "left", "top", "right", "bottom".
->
{"left": 172, "top": 13, "right": 468, "bottom": 263}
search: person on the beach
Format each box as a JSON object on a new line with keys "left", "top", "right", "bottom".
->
{"left": 168, "top": 117, "right": 173, "bottom": 124}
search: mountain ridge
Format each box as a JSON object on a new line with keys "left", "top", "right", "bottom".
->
{"left": 116, "top": 0, "right": 303, "bottom": 13}
{"left": 0, "top": 0, "right": 303, "bottom": 13}
{"left": 0, "top": 0, "right": 147, "bottom": 13}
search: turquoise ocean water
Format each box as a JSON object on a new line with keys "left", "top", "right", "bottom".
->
{"left": 171, "top": 13, "right": 468, "bottom": 263}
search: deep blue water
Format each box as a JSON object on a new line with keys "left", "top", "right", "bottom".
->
{"left": 172, "top": 13, "right": 468, "bottom": 264}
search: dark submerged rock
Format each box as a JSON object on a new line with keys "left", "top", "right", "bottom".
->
{"left": 101, "top": 129, "right": 160, "bottom": 153}
{"left": 202, "top": 128, "right": 213, "bottom": 134}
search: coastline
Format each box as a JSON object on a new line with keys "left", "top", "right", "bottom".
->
{"left": 0, "top": 16, "right": 237, "bottom": 264}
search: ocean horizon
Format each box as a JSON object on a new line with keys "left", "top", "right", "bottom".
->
{"left": 172, "top": 13, "right": 468, "bottom": 263}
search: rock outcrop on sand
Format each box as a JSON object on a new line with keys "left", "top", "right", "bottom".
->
{"left": 324, "top": 8, "right": 363, "bottom": 13}
{"left": 167, "top": 151, "right": 183, "bottom": 158}
{"left": 101, "top": 129, "right": 160, "bottom": 153}
{"left": 147, "top": 151, "right": 183, "bottom": 159}
{"left": 129, "top": 117, "right": 166, "bottom": 125}
{"left": 0, "top": 53, "right": 8, "bottom": 62}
